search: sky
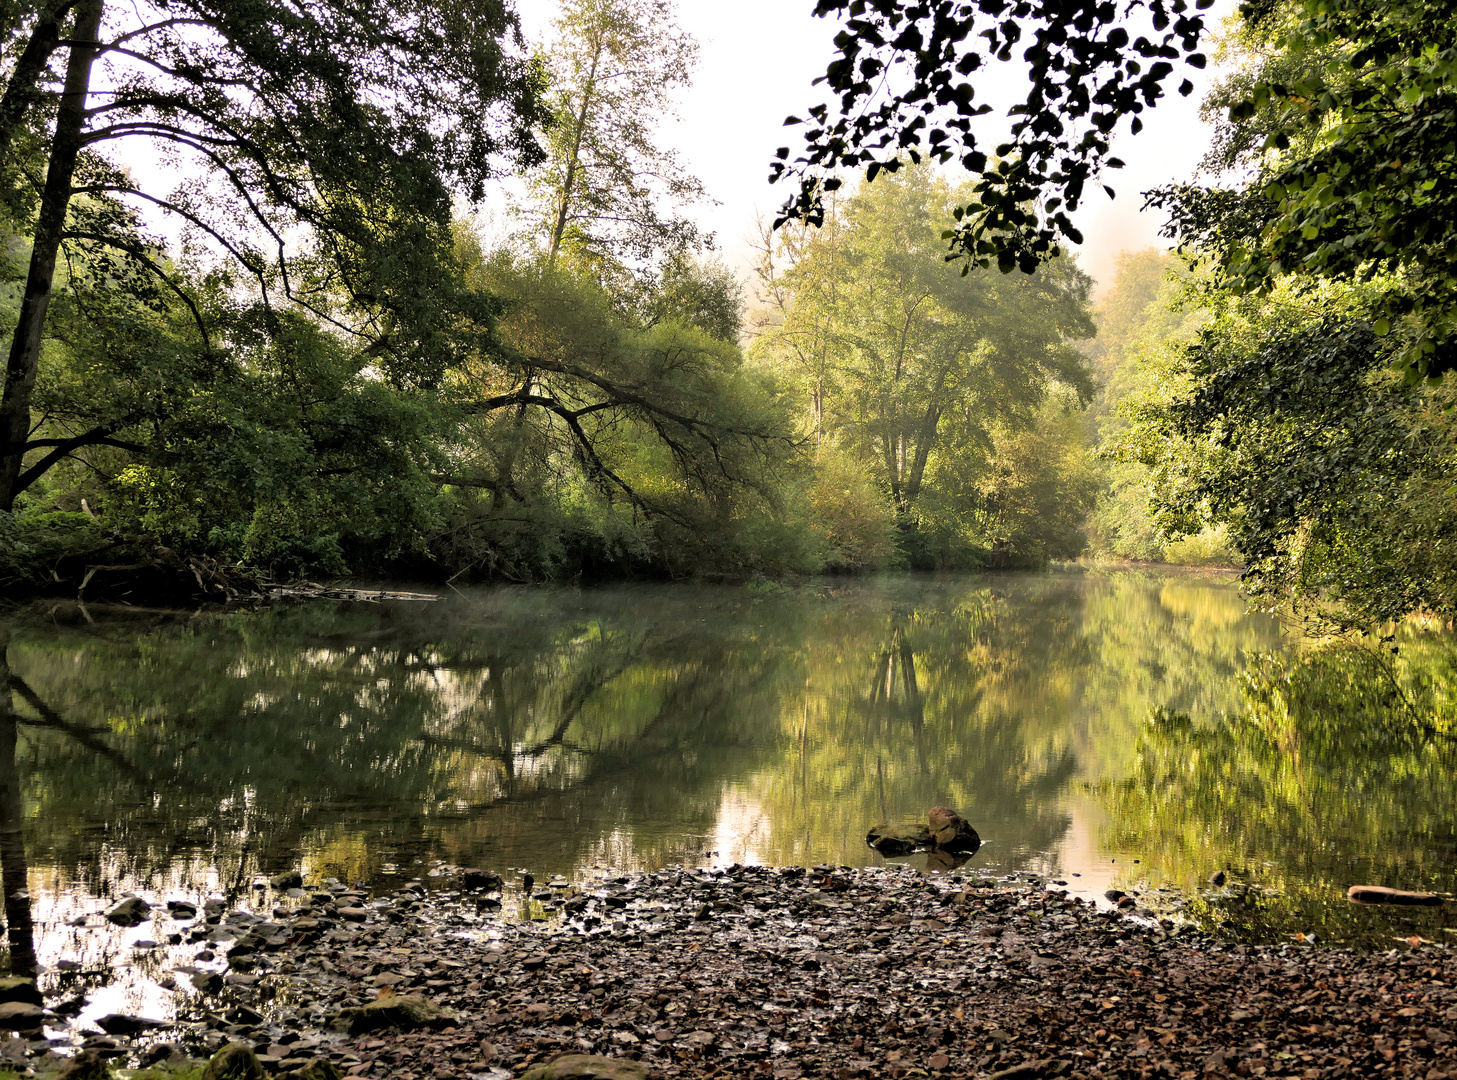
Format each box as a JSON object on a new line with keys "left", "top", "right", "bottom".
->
{"left": 510, "top": 0, "right": 1237, "bottom": 294}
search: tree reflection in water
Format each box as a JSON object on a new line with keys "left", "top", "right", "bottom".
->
{"left": 1, "top": 573, "right": 1453, "bottom": 945}
{"left": 0, "top": 628, "right": 35, "bottom": 977}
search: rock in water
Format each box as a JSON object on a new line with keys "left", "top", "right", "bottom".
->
{"left": 202, "top": 1044, "right": 266, "bottom": 1080}
{"left": 270, "top": 871, "right": 304, "bottom": 891}
{"left": 1346, "top": 885, "right": 1445, "bottom": 906}
{"left": 338, "top": 994, "right": 458, "bottom": 1034}
{"left": 0, "top": 1002, "right": 43, "bottom": 1029}
{"left": 191, "top": 972, "right": 223, "bottom": 994}
{"left": 927, "top": 806, "right": 980, "bottom": 853}
{"left": 55, "top": 1050, "right": 112, "bottom": 1080}
{"left": 0, "top": 977, "right": 41, "bottom": 1006}
{"left": 461, "top": 868, "right": 502, "bottom": 891}
{"left": 1209, "top": 870, "right": 1227, "bottom": 887}
{"left": 865, "top": 825, "right": 931, "bottom": 856}
{"left": 97, "top": 1014, "right": 167, "bottom": 1036}
{"left": 520, "top": 1055, "right": 651, "bottom": 1080}
{"left": 105, "top": 897, "right": 151, "bottom": 927}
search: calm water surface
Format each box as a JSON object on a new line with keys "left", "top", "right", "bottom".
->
{"left": 3, "top": 569, "right": 1457, "bottom": 1023}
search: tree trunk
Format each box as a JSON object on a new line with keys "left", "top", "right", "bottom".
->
{"left": 0, "top": 0, "right": 104, "bottom": 513}
{"left": 0, "top": 0, "right": 67, "bottom": 174}
{"left": 0, "top": 630, "right": 35, "bottom": 978}
{"left": 546, "top": 38, "right": 602, "bottom": 272}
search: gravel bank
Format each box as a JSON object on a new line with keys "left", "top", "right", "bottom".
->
{"left": 88, "top": 865, "right": 1457, "bottom": 1080}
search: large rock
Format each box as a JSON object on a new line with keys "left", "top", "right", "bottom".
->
{"left": 520, "top": 1055, "right": 651, "bottom": 1080}
{"left": 55, "top": 1050, "right": 112, "bottom": 1080}
{"left": 0, "top": 1001, "right": 42, "bottom": 1029}
{"left": 927, "top": 806, "right": 981, "bottom": 853}
{"left": 1347, "top": 885, "right": 1446, "bottom": 906}
{"left": 337, "top": 994, "right": 458, "bottom": 1034}
{"left": 0, "top": 977, "right": 41, "bottom": 1005}
{"left": 270, "top": 871, "right": 303, "bottom": 891}
{"left": 865, "top": 825, "right": 931, "bottom": 856}
{"left": 104, "top": 897, "right": 151, "bottom": 927}
{"left": 201, "top": 1043, "right": 266, "bottom": 1080}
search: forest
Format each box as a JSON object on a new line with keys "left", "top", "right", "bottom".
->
{"left": 1, "top": 0, "right": 1454, "bottom": 634}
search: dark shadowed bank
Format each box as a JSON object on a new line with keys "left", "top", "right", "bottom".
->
{"left": 29, "top": 866, "right": 1457, "bottom": 1080}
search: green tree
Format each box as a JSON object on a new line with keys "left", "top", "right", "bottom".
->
{"left": 1153, "top": 0, "right": 1457, "bottom": 379}
{"left": 755, "top": 164, "right": 1096, "bottom": 567}
{"left": 0, "top": 0, "right": 547, "bottom": 513}
{"left": 432, "top": 245, "right": 810, "bottom": 581}
{"left": 1134, "top": 280, "right": 1457, "bottom": 627}
{"left": 525, "top": 0, "right": 706, "bottom": 273}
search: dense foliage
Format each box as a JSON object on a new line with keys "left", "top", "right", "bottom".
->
{"left": 754, "top": 165, "right": 1099, "bottom": 570}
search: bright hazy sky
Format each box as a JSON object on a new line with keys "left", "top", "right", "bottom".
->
{"left": 510, "top": 0, "right": 1236, "bottom": 294}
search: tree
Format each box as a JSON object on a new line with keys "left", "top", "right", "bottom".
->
{"left": 1151, "top": 0, "right": 1457, "bottom": 379}
{"left": 1121, "top": 273, "right": 1457, "bottom": 626}
{"left": 755, "top": 164, "right": 1096, "bottom": 566}
{"left": 771, "top": 0, "right": 1213, "bottom": 273}
{"left": 0, "top": 0, "right": 549, "bottom": 513}
{"left": 525, "top": 0, "right": 707, "bottom": 273}
{"left": 778, "top": 0, "right": 1457, "bottom": 386}
{"left": 431, "top": 244, "right": 809, "bottom": 581}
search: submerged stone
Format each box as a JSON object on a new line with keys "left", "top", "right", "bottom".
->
{"left": 96, "top": 1014, "right": 167, "bottom": 1036}
{"left": 865, "top": 825, "right": 931, "bottom": 856}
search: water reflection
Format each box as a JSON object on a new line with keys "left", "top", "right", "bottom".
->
{"left": 1, "top": 571, "right": 1454, "bottom": 954}
{"left": 0, "top": 627, "right": 35, "bottom": 978}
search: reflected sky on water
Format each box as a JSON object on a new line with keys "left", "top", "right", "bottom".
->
{"left": 3, "top": 567, "right": 1456, "bottom": 1016}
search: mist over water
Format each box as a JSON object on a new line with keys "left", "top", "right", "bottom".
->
{"left": 5, "top": 570, "right": 1456, "bottom": 979}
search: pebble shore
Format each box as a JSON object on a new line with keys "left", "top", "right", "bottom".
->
{"left": 49, "top": 865, "right": 1457, "bottom": 1080}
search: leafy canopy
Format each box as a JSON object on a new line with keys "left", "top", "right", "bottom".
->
{"left": 770, "top": 0, "right": 1212, "bottom": 273}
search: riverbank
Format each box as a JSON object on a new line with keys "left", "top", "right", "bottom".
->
{"left": 57, "top": 865, "right": 1457, "bottom": 1080}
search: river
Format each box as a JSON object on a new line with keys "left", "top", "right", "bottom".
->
{"left": 2, "top": 569, "right": 1455, "bottom": 1025}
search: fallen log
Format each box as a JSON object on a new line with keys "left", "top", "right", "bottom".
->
{"left": 1346, "top": 885, "right": 1446, "bottom": 906}
{"left": 265, "top": 585, "right": 440, "bottom": 603}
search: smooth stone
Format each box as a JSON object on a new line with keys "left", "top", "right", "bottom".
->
{"left": 0, "top": 1002, "right": 43, "bottom": 1029}
{"left": 461, "top": 868, "right": 502, "bottom": 891}
{"left": 279, "top": 1062, "right": 342, "bottom": 1080}
{"left": 865, "top": 825, "right": 930, "bottom": 856}
{"left": 270, "top": 871, "right": 304, "bottom": 891}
